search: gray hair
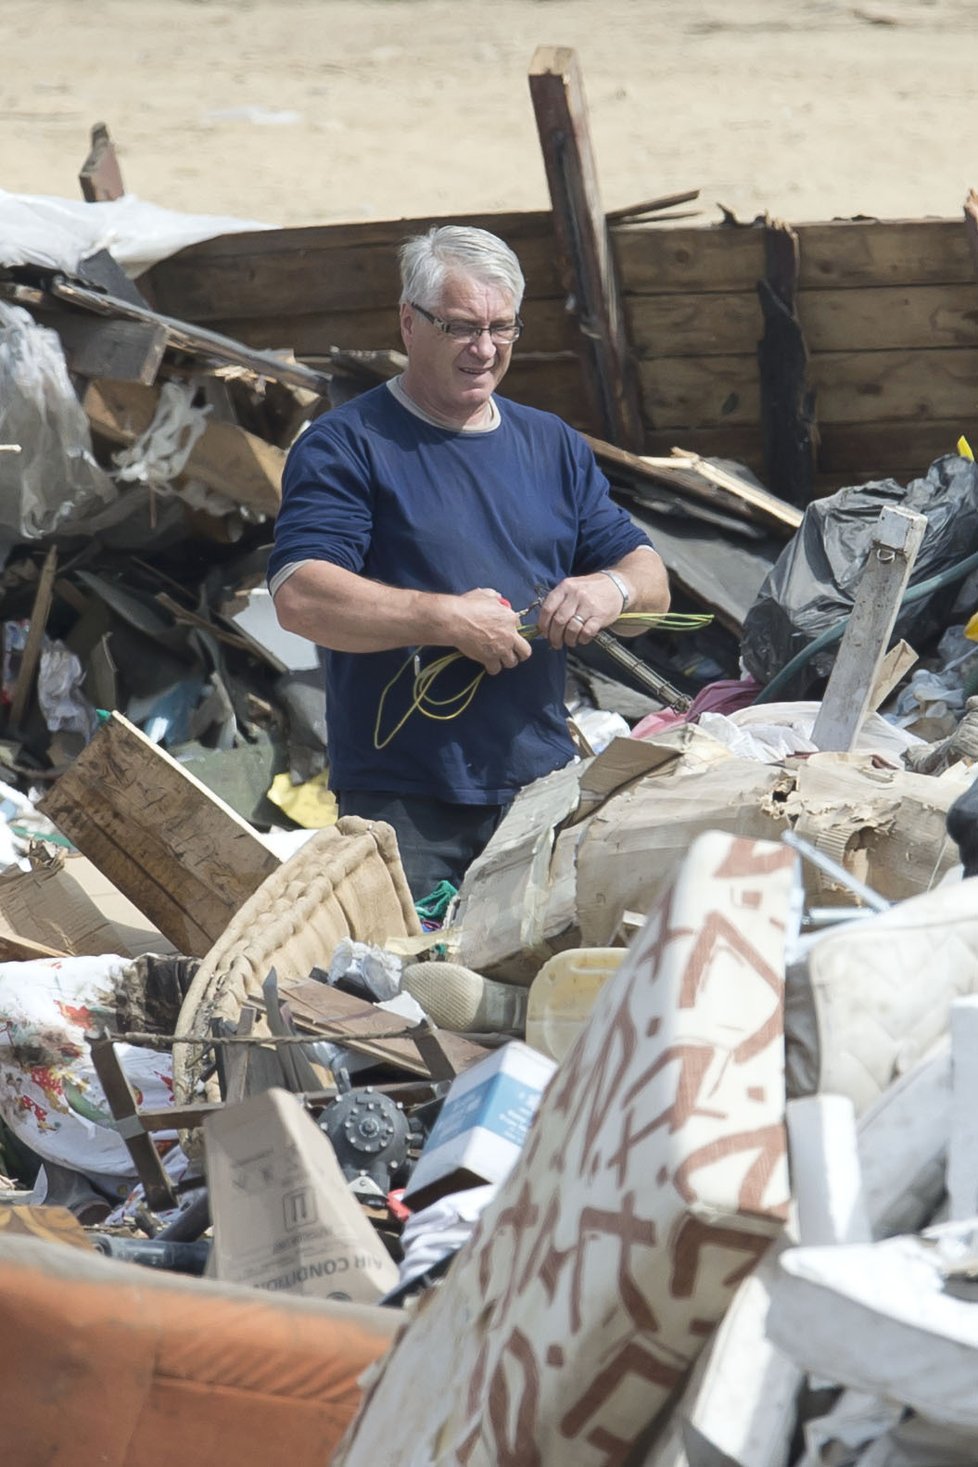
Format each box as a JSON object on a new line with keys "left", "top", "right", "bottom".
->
{"left": 398, "top": 225, "right": 525, "bottom": 311}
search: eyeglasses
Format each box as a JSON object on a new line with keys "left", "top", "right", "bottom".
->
{"left": 409, "top": 301, "right": 523, "bottom": 345}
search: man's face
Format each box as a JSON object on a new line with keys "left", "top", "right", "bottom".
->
{"left": 399, "top": 273, "right": 518, "bottom": 428}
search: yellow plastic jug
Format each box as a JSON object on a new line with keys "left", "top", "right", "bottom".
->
{"left": 525, "top": 948, "right": 626, "bottom": 1062}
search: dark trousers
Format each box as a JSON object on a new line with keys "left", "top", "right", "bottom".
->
{"left": 336, "top": 791, "right": 509, "bottom": 900}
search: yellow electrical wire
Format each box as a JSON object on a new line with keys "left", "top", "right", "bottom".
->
{"left": 373, "top": 611, "right": 714, "bottom": 750}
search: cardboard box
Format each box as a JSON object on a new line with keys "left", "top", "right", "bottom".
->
{"left": 205, "top": 1088, "right": 399, "bottom": 1303}
{"left": 404, "top": 1040, "right": 557, "bottom": 1211}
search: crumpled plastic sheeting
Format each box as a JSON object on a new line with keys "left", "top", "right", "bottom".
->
{"left": 742, "top": 455, "right": 978, "bottom": 693}
{"left": 0, "top": 301, "right": 117, "bottom": 540}
{"left": 38, "top": 641, "right": 98, "bottom": 740}
{"left": 0, "top": 186, "right": 273, "bottom": 277}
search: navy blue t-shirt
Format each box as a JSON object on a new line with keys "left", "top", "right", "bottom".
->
{"left": 268, "top": 383, "right": 651, "bottom": 803}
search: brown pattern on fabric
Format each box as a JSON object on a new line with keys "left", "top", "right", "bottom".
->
{"left": 334, "top": 834, "right": 796, "bottom": 1467}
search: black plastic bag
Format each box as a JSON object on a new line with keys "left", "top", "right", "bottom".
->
{"left": 741, "top": 455, "right": 978, "bottom": 695}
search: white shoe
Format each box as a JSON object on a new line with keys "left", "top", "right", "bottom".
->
{"left": 401, "top": 961, "right": 528, "bottom": 1035}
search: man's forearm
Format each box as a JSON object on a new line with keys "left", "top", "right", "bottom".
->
{"left": 272, "top": 560, "right": 532, "bottom": 674}
{"left": 272, "top": 561, "right": 454, "bottom": 653}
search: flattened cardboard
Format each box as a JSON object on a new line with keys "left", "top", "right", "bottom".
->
{"left": 205, "top": 1088, "right": 399, "bottom": 1303}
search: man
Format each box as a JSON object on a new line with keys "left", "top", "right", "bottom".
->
{"left": 269, "top": 224, "right": 669, "bottom": 897}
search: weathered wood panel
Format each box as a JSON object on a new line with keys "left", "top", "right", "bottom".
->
{"left": 144, "top": 213, "right": 565, "bottom": 323}
{"left": 638, "top": 348, "right": 978, "bottom": 430}
{"left": 615, "top": 217, "right": 970, "bottom": 296}
{"left": 37, "top": 713, "right": 282, "bottom": 957}
{"left": 208, "top": 295, "right": 580, "bottom": 358}
{"left": 627, "top": 283, "right": 978, "bottom": 359}
{"left": 499, "top": 355, "right": 594, "bottom": 428}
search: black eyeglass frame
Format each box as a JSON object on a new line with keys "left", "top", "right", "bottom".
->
{"left": 409, "top": 301, "right": 523, "bottom": 345}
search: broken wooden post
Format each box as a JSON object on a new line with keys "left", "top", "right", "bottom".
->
{"left": 8, "top": 545, "right": 58, "bottom": 733}
{"left": 79, "top": 122, "right": 125, "bottom": 203}
{"left": 528, "top": 45, "right": 644, "bottom": 451}
{"left": 87, "top": 1028, "right": 177, "bottom": 1211}
{"left": 963, "top": 188, "right": 978, "bottom": 275}
{"left": 811, "top": 506, "right": 927, "bottom": 752}
{"left": 757, "top": 218, "right": 818, "bottom": 507}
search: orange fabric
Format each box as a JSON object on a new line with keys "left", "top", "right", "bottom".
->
{"left": 0, "top": 1237, "right": 397, "bottom": 1466}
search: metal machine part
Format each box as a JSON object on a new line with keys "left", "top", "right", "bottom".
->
{"left": 318, "top": 1087, "right": 412, "bottom": 1194}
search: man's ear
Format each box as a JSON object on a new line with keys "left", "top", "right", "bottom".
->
{"left": 399, "top": 301, "right": 414, "bottom": 350}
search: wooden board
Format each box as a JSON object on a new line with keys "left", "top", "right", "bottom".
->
{"left": 143, "top": 212, "right": 564, "bottom": 323}
{"left": 637, "top": 346, "right": 978, "bottom": 430}
{"left": 37, "top": 712, "right": 282, "bottom": 958}
{"left": 36, "top": 310, "right": 167, "bottom": 384}
{"left": 206, "top": 295, "right": 581, "bottom": 357}
{"left": 614, "top": 217, "right": 971, "bottom": 296}
{"left": 497, "top": 356, "right": 595, "bottom": 428}
{"left": 279, "top": 976, "right": 487, "bottom": 1078}
{"left": 626, "top": 283, "right": 978, "bottom": 358}
{"left": 84, "top": 379, "right": 285, "bottom": 516}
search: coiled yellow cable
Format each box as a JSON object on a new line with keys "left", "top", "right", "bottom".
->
{"left": 373, "top": 611, "right": 713, "bottom": 750}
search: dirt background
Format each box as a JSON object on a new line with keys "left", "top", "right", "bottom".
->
{"left": 2, "top": 0, "right": 977, "bottom": 235}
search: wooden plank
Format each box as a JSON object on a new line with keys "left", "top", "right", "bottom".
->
{"left": 812, "top": 507, "right": 926, "bottom": 751}
{"left": 37, "top": 712, "right": 281, "bottom": 958}
{"left": 497, "top": 356, "right": 595, "bottom": 429}
{"left": 615, "top": 217, "right": 970, "bottom": 297}
{"left": 796, "top": 217, "right": 973, "bottom": 290}
{"left": 48, "top": 279, "right": 337, "bottom": 398}
{"left": 637, "top": 347, "right": 978, "bottom": 430}
{"left": 816, "top": 419, "right": 965, "bottom": 479}
{"left": 83, "top": 379, "right": 284, "bottom": 517}
{"left": 78, "top": 122, "right": 125, "bottom": 203}
{"left": 143, "top": 213, "right": 564, "bottom": 323}
{"left": 207, "top": 295, "right": 581, "bottom": 358}
{"left": 613, "top": 222, "right": 766, "bottom": 295}
{"left": 626, "top": 291, "right": 763, "bottom": 358}
{"left": 278, "top": 976, "right": 487, "bottom": 1078}
{"left": 757, "top": 220, "right": 817, "bottom": 506}
{"left": 583, "top": 434, "right": 801, "bottom": 535}
{"left": 38, "top": 309, "right": 167, "bottom": 385}
{"left": 529, "top": 45, "right": 644, "bottom": 449}
{"left": 9, "top": 546, "right": 58, "bottom": 731}
{"left": 87, "top": 1029, "right": 177, "bottom": 1210}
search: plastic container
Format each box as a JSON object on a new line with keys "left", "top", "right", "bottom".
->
{"left": 525, "top": 948, "right": 626, "bottom": 1062}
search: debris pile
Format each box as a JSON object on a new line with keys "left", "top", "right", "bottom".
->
{"left": 4, "top": 118, "right": 978, "bottom": 1467}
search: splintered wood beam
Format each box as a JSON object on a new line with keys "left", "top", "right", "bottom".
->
{"left": 8, "top": 545, "right": 58, "bottom": 732}
{"left": 812, "top": 507, "right": 927, "bottom": 752}
{"left": 757, "top": 219, "right": 818, "bottom": 507}
{"left": 47, "top": 277, "right": 338, "bottom": 397}
{"left": 529, "top": 45, "right": 644, "bottom": 450}
{"left": 79, "top": 122, "right": 125, "bottom": 203}
{"left": 964, "top": 188, "right": 978, "bottom": 275}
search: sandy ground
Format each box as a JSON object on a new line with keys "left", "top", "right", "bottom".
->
{"left": 1, "top": 0, "right": 977, "bottom": 235}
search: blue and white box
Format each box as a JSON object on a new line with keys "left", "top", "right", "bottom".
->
{"left": 404, "top": 1040, "right": 558, "bottom": 1210}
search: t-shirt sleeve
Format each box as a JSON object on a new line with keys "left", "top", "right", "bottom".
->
{"left": 566, "top": 430, "right": 653, "bottom": 574}
{"left": 267, "top": 423, "right": 374, "bottom": 585}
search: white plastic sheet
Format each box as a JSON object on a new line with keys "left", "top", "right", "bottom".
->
{"left": 0, "top": 187, "right": 273, "bottom": 277}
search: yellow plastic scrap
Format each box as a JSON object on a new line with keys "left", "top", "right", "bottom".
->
{"left": 965, "top": 612, "right": 978, "bottom": 644}
{"left": 267, "top": 770, "right": 338, "bottom": 828}
{"left": 958, "top": 435, "right": 975, "bottom": 461}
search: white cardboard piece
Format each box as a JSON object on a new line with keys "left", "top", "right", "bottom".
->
{"left": 205, "top": 1087, "right": 399, "bottom": 1303}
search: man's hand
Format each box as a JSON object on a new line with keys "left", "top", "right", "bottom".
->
{"left": 448, "top": 588, "right": 532, "bottom": 675}
{"left": 536, "top": 572, "right": 626, "bottom": 650}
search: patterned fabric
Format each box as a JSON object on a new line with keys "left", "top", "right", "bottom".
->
{"left": 0, "top": 955, "right": 175, "bottom": 1181}
{"left": 335, "top": 831, "right": 796, "bottom": 1467}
